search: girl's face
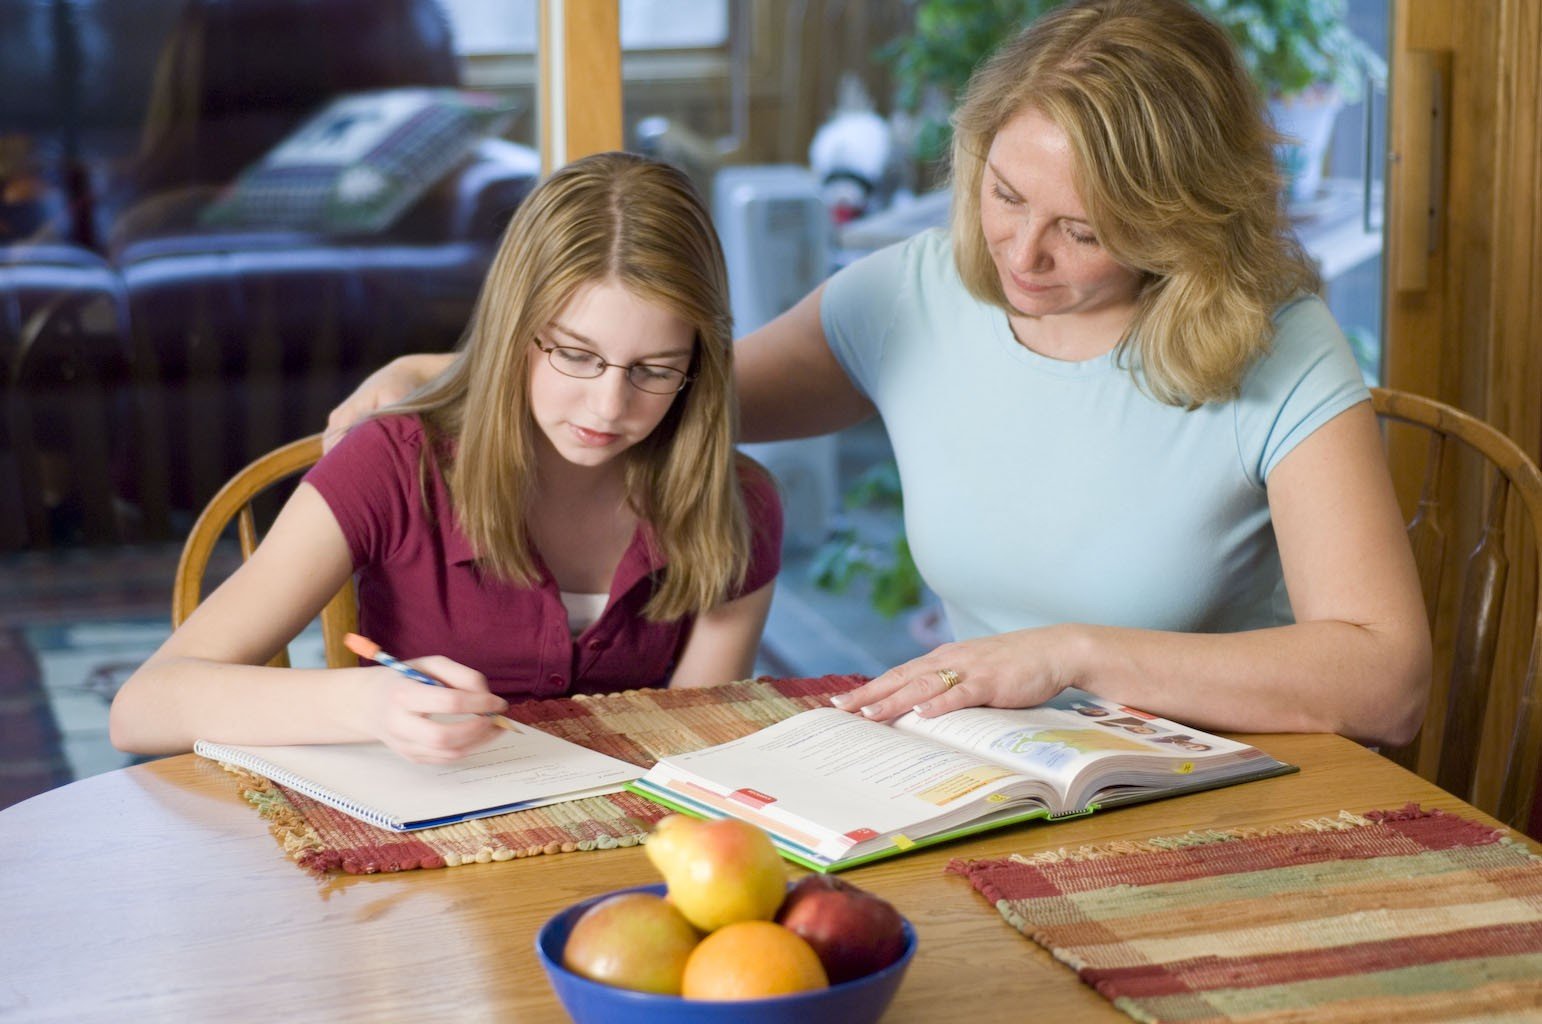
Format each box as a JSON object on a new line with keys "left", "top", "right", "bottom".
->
{"left": 979, "top": 107, "right": 1144, "bottom": 326}
{"left": 528, "top": 280, "right": 695, "bottom": 470}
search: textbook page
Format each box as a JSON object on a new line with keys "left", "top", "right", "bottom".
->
{"left": 891, "top": 689, "right": 1272, "bottom": 809}
{"left": 635, "top": 707, "right": 1053, "bottom": 863}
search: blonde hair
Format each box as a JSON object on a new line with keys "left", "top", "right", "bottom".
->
{"left": 392, "top": 152, "right": 752, "bottom": 621}
{"left": 950, "top": 0, "right": 1320, "bottom": 407}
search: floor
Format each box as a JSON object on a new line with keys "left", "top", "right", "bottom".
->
{"left": 1, "top": 419, "right": 941, "bottom": 807}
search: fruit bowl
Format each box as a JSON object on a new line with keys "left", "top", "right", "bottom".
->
{"left": 536, "top": 883, "right": 917, "bottom": 1024}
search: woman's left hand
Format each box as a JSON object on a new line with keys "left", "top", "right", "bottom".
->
{"left": 831, "top": 626, "right": 1084, "bottom": 721}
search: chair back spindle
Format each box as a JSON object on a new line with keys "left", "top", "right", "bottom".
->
{"left": 172, "top": 433, "right": 357, "bottom": 670}
{"left": 1372, "top": 387, "right": 1542, "bottom": 837}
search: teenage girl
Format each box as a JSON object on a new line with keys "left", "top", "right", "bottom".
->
{"left": 110, "top": 152, "right": 782, "bottom": 763}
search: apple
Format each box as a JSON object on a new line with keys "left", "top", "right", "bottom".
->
{"left": 561, "top": 891, "right": 701, "bottom": 995}
{"left": 644, "top": 814, "right": 787, "bottom": 932}
{"left": 774, "top": 874, "right": 908, "bottom": 983}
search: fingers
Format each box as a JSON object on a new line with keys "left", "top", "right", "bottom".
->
{"left": 385, "top": 708, "right": 504, "bottom": 763}
{"left": 408, "top": 656, "right": 505, "bottom": 711}
{"left": 831, "top": 657, "right": 964, "bottom": 722}
{"left": 324, "top": 359, "right": 425, "bottom": 452}
{"left": 369, "top": 659, "right": 508, "bottom": 762}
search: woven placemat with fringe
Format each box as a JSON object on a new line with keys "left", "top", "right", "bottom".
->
{"left": 221, "top": 674, "right": 863, "bottom": 875}
{"left": 948, "top": 805, "right": 1542, "bottom": 1022}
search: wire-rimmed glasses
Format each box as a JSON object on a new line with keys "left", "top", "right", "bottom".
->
{"left": 534, "top": 339, "right": 694, "bottom": 395}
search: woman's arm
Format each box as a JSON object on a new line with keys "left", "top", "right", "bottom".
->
{"left": 108, "top": 484, "right": 508, "bottom": 758}
{"left": 665, "top": 581, "right": 776, "bottom": 688}
{"left": 323, "top": 353, "right": 455, "bottom": 452}
{"left": 323, "top": 285, "right": 876, "bottom": 447}
{"left": 734, "top": 283, "right": 876, "bottom": 442}
{"left": 834, "top": 402, "right": 1432, "bottom": 746}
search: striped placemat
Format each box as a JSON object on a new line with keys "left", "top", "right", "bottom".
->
{"left": 948, "top": 805, "right": 1542, "bottom": 1022}
{"left": 222, "top": 675, "right": 862, "bottom": 874}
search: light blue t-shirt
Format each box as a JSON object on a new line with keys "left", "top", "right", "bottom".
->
{"left": 821, "top": 228, "right": 1368, "bottom": 641}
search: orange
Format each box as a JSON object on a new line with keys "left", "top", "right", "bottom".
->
{"left": 680, "top": 920, "right": 828, "bottom": 1000}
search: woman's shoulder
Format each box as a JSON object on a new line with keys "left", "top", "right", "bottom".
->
{"left": 834, "top": 226, "right": 956, "bottom": 287}
{"left": 1233, "top": 293, "right": 1369, "bottom": 482}
{"left": 1244, "top": 294, "right": 1362, "bottom": 391}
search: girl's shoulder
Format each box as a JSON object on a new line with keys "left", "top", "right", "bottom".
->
{"left": 733, "top": 453, "right": 782, "bottom": 517}
{"left": 316, "top": 412, "right": 435, "bottom": 481}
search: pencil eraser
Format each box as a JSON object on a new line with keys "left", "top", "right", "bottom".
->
{"left": 343, "top": 633, "right": 380, "bottom": 659}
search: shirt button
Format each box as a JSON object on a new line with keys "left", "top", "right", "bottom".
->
{"left": 547, "top": 674, "right": 566, "bottom": 689}
{"left": 586, "top": 638, "right": 609, "bottom": 652}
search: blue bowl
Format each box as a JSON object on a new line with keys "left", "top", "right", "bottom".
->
{"left": 536, "top": 882, "right": 917, "bottom": 1024}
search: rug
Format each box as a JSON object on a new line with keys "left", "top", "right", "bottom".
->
{"left": 222, "top": 674, "right": 864, "bottom": 875}
{"left": 948, "top": 805, "right": 1542, "bottom": 1023}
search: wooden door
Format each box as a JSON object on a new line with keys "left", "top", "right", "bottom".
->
{"left": 1384, "top": 0, "right": 1541, "bottom": 820}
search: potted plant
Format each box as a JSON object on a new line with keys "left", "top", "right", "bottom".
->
{"left": 882, "top": 0, "right": 1384, "bottom": 200}
{"left": 1193, "top": 0, "right": 1386, "bottom": 203}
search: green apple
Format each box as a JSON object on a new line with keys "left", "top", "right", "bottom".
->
{"left": 561, "top": 891, "right": 701, "bottom": 995}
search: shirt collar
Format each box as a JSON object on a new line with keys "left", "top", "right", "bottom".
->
{"left": 448, "top": 515, "right": 668, "bottom": 598}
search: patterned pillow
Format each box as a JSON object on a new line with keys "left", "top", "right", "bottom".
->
{"left": 200, "top": 88, "right": 513, "bottom": 235}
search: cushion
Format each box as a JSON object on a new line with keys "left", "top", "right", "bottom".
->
{"left": 200, "top": 88, "right": 513, "bottom": 235}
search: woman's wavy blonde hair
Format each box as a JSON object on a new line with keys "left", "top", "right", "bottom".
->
{"left": 391, "top": 152, "right": 751, "bottom": 621}
{"left": 950, "top": 0, "right": 1320, "bottom": 407}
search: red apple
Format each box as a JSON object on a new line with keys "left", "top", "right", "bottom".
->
{"left": 774, "top": 875, "right": 908, "bottom": 984}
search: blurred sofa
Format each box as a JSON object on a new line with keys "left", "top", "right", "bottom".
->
{"left": 0, "top": 0, "right": 536, "bottom": 548}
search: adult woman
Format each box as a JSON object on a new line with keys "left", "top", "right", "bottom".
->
{"left": 325, "top": 0, "right": 1429, "bottom": 745}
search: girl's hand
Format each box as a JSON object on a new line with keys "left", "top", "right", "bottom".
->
{"left": 355, "top": 656, "right": 510, "bottom": 763}
{"left": 830, "top": 627, "right": 1085, "bottom": 721}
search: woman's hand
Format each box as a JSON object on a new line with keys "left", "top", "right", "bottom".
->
{"left": 354, "top": 656, "right": 510, "bottom": 764}
{"left": 830, "top": 627, "right": 1085, "bottom": 721}
{"left": 323, "top": 353, "right": 452, "bottom": 452}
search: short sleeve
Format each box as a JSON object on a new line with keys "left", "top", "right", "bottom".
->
{"left": 819, "top": 235, "right": 916, "bottom": 398}
{"left": 302, "top": 416, "right": 420, "bottom": 568}
{"left": 1236, "top": 296, "right": 1371, "bottom": 485}
{"left": 736, "top": 459, "right": 783, "bottom": 596}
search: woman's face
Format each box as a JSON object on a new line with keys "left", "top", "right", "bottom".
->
{"left": 979, "top": 108, "right": 1143, "bottom": 326}
{"left": 528, "top": 279, "right": 694, "bottom": 471}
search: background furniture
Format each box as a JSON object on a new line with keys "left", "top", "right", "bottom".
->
{"left": 172, "top": 433, "right": 355, "bottom": 669}
{"left": 0, "top": 0, "right": 537, "bottom": 550}
{"left": 1, "top": 732, "right": 1532, "bottom": 1022}
{"left": 1373, "top": 386, "right": 1542, "bottom": 836}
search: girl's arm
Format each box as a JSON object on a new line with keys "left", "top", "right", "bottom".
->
{"left": 108, "top": 483, "right": 508, "bottom": 758}
{"left": 834, "top": 403, "right": 1432, "bottom": 747}
{"left": 665, "top": 581, "right": 776, "bottom": 688}
{"left": 323, "top": 285, "right": 876, "bottom": 449}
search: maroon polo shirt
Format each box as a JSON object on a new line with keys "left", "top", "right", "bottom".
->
{"left": 305, "top": 415, "right": 782, "bottom": 700}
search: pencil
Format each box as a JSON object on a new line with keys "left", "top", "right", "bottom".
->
{"left": 344, "top": 632, "right": 521, "bottom": 733}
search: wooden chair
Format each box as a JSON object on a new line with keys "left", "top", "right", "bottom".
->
{"left": 171, "top": 433, "right": 357, "bottom": 669}
{"left": 1372, "top": 387, "right": 1542, "bottom": 835}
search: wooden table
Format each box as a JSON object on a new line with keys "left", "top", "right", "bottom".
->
{"left": 2, "top": 734, "right": 1534, "bottom": 1023}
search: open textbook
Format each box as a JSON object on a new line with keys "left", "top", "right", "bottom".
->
{"left": 195, "top": 723, "right": 643, "bottom": 832}
{"left": 628, "top": 689, "right": 1295, "bottom": 871}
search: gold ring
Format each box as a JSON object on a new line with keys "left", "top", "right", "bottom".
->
{"left": 937, "top": 668, "right": 961, "bottom": 691}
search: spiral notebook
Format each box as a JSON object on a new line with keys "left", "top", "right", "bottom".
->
{"left": 195, "top": 724, "right": 644, "bottom": 832}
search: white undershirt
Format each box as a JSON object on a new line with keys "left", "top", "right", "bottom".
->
{"left": 559, "top": 590, "right": 609, "bottom": 635}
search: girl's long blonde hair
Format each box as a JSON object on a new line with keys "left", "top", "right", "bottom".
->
{"left": 392, "top": 152, "right": 752, "bottom": 621}
{"left": 950, "top": 0, "right": 1320, "bottom": 407}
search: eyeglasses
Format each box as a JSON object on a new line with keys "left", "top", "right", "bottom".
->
{"left": 534, "top": 340, "right": 694, "bottom": 395}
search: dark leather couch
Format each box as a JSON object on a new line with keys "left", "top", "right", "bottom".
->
{"left": 0, "top": 0, "right": 535, "bottom": 548}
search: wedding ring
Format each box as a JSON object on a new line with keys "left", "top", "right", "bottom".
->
{"left": 937, "top": 668, "right": 961, "bottom": 691}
